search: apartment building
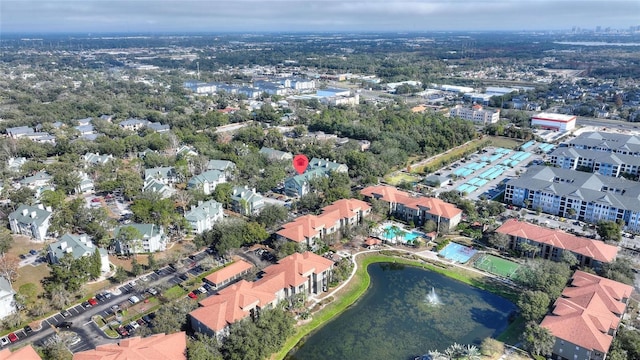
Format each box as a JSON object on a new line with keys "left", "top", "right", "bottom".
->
{"left": 550, "top": 147, "right": 640, "bottom": 178}
{"left": 495, "top": 219, "right": 618, "bottom": 269}
{"left": 504, "top": 166, "right": 640, "bottom": 232}
{"left": 540, "top": 271, "right": 633, "bottom": 360}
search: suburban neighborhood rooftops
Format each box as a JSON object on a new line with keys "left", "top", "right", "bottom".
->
{"left": 360, "top": 185, "right": 462, "bottom": 219}
{"left": 0, "top": 345, "right": 42, "bottom": 360}
{"left": 203, "top": 260, "right": 253, "bottom": 287}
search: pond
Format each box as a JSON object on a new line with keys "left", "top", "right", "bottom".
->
{"left": 287, "top": 263, "right": 516, "bottom": 360}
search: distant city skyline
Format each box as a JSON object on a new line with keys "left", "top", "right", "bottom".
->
{"left": 1, "top": 0, "right": 639, "bottom": 34}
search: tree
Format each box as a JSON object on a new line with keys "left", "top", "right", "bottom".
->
{"left": 596, "top": 220, "right": 622, "bottom": 242}
{"left": 0, "top": 229, "right": 13, "bottom": 254}
{"left": 488, "top": 232, "right": 510, "bottom": 252}
{"left": 521, "top": 322, "right": 554, "bottom": 357}
{"left": 187, "top": 333, "right": 223, "bottom": 360}
{"left": 599, "top": 257, "right": 635, "bottom": 285}
{"left": 213, "top": 182, "right": 233, "bottom": 207}
{"left": 0, "top": 254, "right": 19, "bottom": 282}
{"left": 147, "top": 252, "right": 158, "bottom": 271}
{"left": 40, "top": 189, "right": 67, "bottom": 210}
{"left": 8, "top": 187, "right": 35, "bottom": 209}
{"left": 514, "top": 259, "right": 572, "bottom": 300}
{"left": 517, "top": 290, "right": 550, "bottom": 322}
{"left": 275, "top": 240, "right": 299, "bottom": 260}
{"left": 131, "top": 257, "right": 143, "bottom": 276}
{"left": 88, "top": 248, "right": 102, "bottom": 279}
{"left": 112, "top": 266, "right": 128, "bottom": 283}
{"left": 116, "top": 226, "right": 143, "bottom": 257}
{"left": 254, "top": 204, "right": 288, "bottom": 229}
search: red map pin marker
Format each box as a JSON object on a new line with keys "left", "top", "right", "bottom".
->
{"left": 293, "top": 154, "right": 309, "bottom": 175}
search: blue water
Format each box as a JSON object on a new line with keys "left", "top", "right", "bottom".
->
{"left": 382, "top": 225, "right": 420, "bottom": 243}
{"left": 439, "top": 242, "right": 477, "bottom": 263}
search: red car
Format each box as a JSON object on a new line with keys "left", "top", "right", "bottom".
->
{"left": 188, "top": 292, "right": 197, "bottom": 299}
{"left": 7, "top": 333, "right": 18, "bottom": 343}
{"left": 88, "top": 298, "right": 98, "bottom": 306}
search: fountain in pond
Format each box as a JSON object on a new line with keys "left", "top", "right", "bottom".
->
{"left": 426, "top": 287, "right": 441, "bottom": 305}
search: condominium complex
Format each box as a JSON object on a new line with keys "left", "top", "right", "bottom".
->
{"left": 567, "top": 131, "right": 640, "bottom": 156}
{"left": 549, "top": 147, "right": 640, "bottom": 178}
{"left": 495, "top": 219, "right": 618, "bottom": 269}
{"left": 540, "top": 271, "right": 633, "bottom": 360}
{"left": 504, "top": 166, "right": 640, "bottom": 232}
{"left": 449, "top": 104, "right": 500, "bottom": 125}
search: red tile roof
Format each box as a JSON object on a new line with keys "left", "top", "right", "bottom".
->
{"left": 540, "top": 271, "right": 633, "bottom": 353}
{"left": 0, "top": 345, "right": 42, "bottom": 360}
{"left": 495, "top": 219, "right": 618, "bottom": 263}
{"left": 364, "top": 237, "right": 382, "bottom": 246}
{"left": 192, "top": 280, "right": 277, "bottom": 332}
{"left": 204, "top": 260, "right": 253, "bottom": 286}
{"left": 190, "top": 252, "right": 333, "bottom": 333}
{"left": 73, "top": 332, "right": 186, "bottom": 360}
{"left": 360, "top": 185, "right": 462, "bottom": 219}
{"left": 276, "top": 198, "right": 370, "bottom": 243}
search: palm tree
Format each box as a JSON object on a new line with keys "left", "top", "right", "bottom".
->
{"left": 464, "top": 344, "right": 481, "bottom": 360}
{"left": 389, "top": 225, "right": 401, "bottom": 243}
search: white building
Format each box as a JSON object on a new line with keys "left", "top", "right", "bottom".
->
{"left": 449, "top": 104, "right": 500, "bottom": 125}
{"left": 531, "top": 112, "right": 576, "bottom": 132}
{"left": 0, "top": 277, "right": 16, "bottom": 320}
{"left": 8, "top": 204, "right": 52, "bottom": 241}
{"left": 47, "top": 234, "right": 111, "bottom": 275}
{"left": 184, "top": 200, "right": 224, "bottom": 234}
{"left": 113, "top": 224, "right": 166, "bottom": 254}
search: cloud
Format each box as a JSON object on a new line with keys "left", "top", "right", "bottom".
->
{"left": 1, "top": 0, "right": 639, "bottom": 33}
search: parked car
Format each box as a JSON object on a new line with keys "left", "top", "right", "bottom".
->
{"left": 88, "top": 298, "right": 98, "bottom": 306}
{"left": 24, "top": 325, "right": 33, "bottom": 334}
{"left": 61, "top": 310, "right": 72, "bottom": 318}
{"left": 116, "top": 327, "right": 129, "bottom": 337}
{"left": 203, "top": 283, "right": 212, "bottom": 292}
{"left": 197, "top": 287, "right": 207, "bottom": 294}
{"left": 82, "top": 301, "right": 91, "bottom": 308}
{"left": 29, "top": 249, "right": 38, "bottom": 256}
{"left": 57, "top": 322, "right": 73, "bottom": 329}
{"left": 0, "top": 337, "right": 9, "bottom": 346}
{"left": 129, "top": 296, "right": 141, "bottom": 304}
{"left": 111, "top": 305, "right": 120, "bottom": 311}
{"left": 7, "top": 333, "right": 17, "bottom": 343}
{"left": 188, "top": 292, "right": 197, "bottom": 299}
{"left": 146, "top": 288, "right": 158, "bottom": 296}
{"left": 129, "top": 321, "right": 140, "bottom": 329}
{"left": 136, "top": 318, "right": 146, "bottom": 326}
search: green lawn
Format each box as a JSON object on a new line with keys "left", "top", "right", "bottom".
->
{"left": 162, "top": 285, "right": 187, "bottom": 301}
{"left": 383, "top": 172, "right": 422, "bottom": 186}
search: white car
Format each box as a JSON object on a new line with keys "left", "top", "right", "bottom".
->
{"left": 198, "top": 287, "right": 207, "bottom": 294}
{"left": 129, "top": 321, "right": 140, "bottom": 329}
{"left": 0, "top": 337, "right": 9, "bottom": 347}
{"left": 129, "top": 296, "right": 140, "bottom": 304}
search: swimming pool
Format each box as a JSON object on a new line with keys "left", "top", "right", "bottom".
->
{"left": 381, "top": 225, "right": 421, "bottom": 243}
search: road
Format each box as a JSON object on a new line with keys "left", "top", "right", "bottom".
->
{"left": 4, "top": 250, "right": 220, "bottom": 354}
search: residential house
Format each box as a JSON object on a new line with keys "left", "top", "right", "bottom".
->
{"left": 144, "top": 167, "right": 179, "bottom": 185}
{"left": 504, "top": 166, "right": 640, "bottom": 232}
{"left": 118, "top": 118, "right": 150, "bottom": 131}
{"left": 0, "top": 345, "right": 42, "bottom": 360}
{"left": 19, "top": 171, "right": 53, "bottom": 190}
{"left": 276, "top": 198, "right": 371, "bottom": 250}
{"left": 495, "top": 219, "right": 618, "bottom": 269}
{"left": 8, "top": 204, "right": 52, "bottom": 241}
{"left": 6, "top": 157, "right": 27, "bottom": 172}
{"left": 147, "top": 122, "right": 170, "bottom": 133}
{"left": 76, "top": 172, "right": 95, "bottom": 194}
{"left": 72, "top": 332, "right": 186, "bottom": 360}
{"left": 25, "top": 132, "right": 56, "bottom": 144}
{"left": 184, "top": 200, "right": 224, "bottom": 234}
{"left": 83, "top": 152, "right": 114, "bottom": 167}
{"left": 284, "top": 158, "right": 348, "bottom": 197}
{"left": 113, "top": 224, "right": 166, "bottom": 254}
{"left": 48, "top": 234, "right": 110, "bottom": 274}
{"left": 230, "top": 186, "right": 265, "bottom": 215}
{"left": 203, "top": 260, "right": 253, "bottom": 289}
{"left": 176, "top": 145, "right": 198, "bottom": 158}
{"left": 360, "top": 185, "right": 463, "bottom": 231}
{"left": 143, "top": 178, "right": 176, "bottom": 199}
{"left": 187, "top": 170, "right": 225, "bottom": 195}
{"left": 6, "top": 126, "right": 34, "bottom": 139}
{"left": 207, "top": 159, "right": 236, "bottom": 179}
{"left": 190, "top": 252, "right": 332, "bottom": 339}
{"left": 259, "top": 147, "right": 293, "bottom": 162}
{"left": 0, "top": 277, "right": 16, "bottom": 320}
{"left": 540, "top": 271, "right": 633, "bottom": 360}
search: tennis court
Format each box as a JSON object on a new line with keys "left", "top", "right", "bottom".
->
{"left": 473, "top": 254, "right": 521, "bottom": 278}
{"left": 439, "top": 242, "right": 477, "bottom": 263}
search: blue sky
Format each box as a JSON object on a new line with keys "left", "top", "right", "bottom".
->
{"left": 1, "top": 0, "right": 639, "bottom": 33}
